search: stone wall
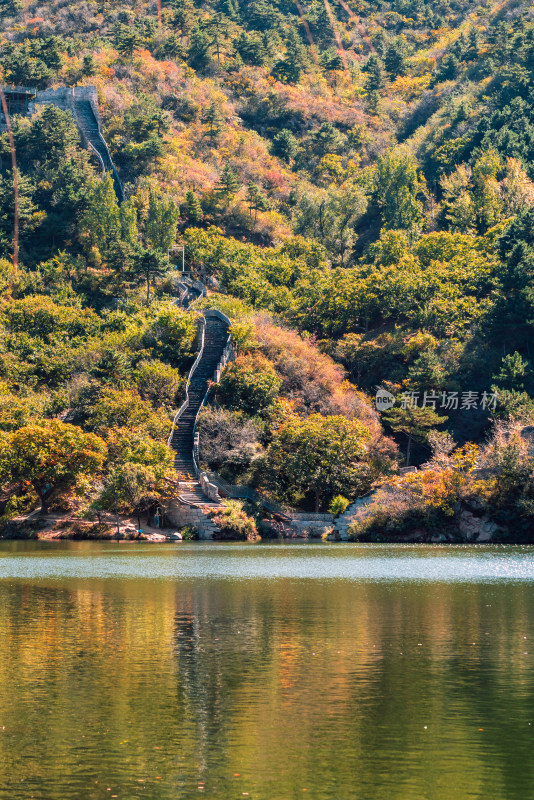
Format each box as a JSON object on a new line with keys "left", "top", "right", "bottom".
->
{"left": 29, "top": 86, "right": 99, "bottom": 117}
{"left": 165, "top": 499, "right": 219, "bottom": 540}
{"left": 283, "top": 512, "right": 334, "bottom": 538}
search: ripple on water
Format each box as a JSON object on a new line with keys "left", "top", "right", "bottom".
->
{"left": 1, "top": 543, "right": 534, "bottom": 582}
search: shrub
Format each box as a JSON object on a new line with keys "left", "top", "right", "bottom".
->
{"left": 264, "top": 404, "right": 372, "bottom": 511}
{"left": 135, "top": 359, "right": 183, "bottom": 409}
{"left": 180, "top": 524, "right": 199, "bottom": 541}
{"left": 254, "top": 315, "right": 374, "bottom": 421}
{"left": 197, "top": 407, "right": 263, "bottom": 482}
{"left": 216, "top": 353, "right": 282, "bottom": 416}
{"left": 209, "top": 500, "right": 260, "bottom": 541}
{"left": 329, "top": 495, "right": 350, "bottom": 517}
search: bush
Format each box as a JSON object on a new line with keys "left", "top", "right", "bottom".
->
{"left": 197, "top": 407, "right": 263, "bottom": 482}
{"left": 329, "top": 495, "right": 349, "bottom": 517}
{"left": 209, "top": 500, "right": 260, "bottom": 541}
{"left": 180, "top": 524, "right": 199, "bottom": 541}
{"left": 135, "top": 359, "right": 183, "bottom": 409}
{"left": 216, "top": 353, "right": 282, "bottom": 416}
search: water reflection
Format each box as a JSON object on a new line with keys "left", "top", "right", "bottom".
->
{"left": 0, "top": 543, "right": 533, "bottom": 799}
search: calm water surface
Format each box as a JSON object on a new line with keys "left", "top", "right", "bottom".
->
{"left": 0, "top": 541, "right": 534, "bottom": 800}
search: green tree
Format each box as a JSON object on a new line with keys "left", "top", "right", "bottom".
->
{"left": 272, "top": 28, "right": 307, "bottom": 84}
{"left": 433, "top": 52, "right": 459, "bottom": 83}
{"left": 206, "top": 12, "right": 231, "bottom": 66}
{"left": 384, "top": 37, "right": 408, "bottom": 80}
{"left": 102, "top": 462, "right": 159, "bottom": 531}
{"left": 374, "top": 150, "right": 426, "bottom": 239}
{"left": 0, "top": 172, "right": 42, "bottom": 260}
{"left": 384, "top": 406, "right": 446, "bottom": 466}
{"left": 364, "top": 54, "right": 385, "bottom": 109}
{"left": 112, "top": 23, "right": 143, "bottom": 59}
{"left": 81, "top": 173, "right": 121, "bottom": 256}
{"left": 202, "top": 101, "right": 224, "bottom": 144}
{"left": 235, "top": 31, "right": 266, "bottom": 66}
{"left": 265, "top": 408, "right": 371, "bottom": 511}
{"left": 494, "top": 352, "right": 531, "bottom": 393}
{"left": 188, "top": 24, "right": 212, "bottom": 72}
{"left": 120, "top": 199, "right": 139, "bottom": 246}
{"left": 136, "top": 359, "right": 183, "bottom": 408}
{"left": 246, "top": 182, "right": 270, "bottom": 221}
{"left": 216, "top": 162, "right": 240, "bottom": 199}
{"left": 72, "top": 386, "right": 170, "bottom": 440}
{"left": 8, "top": 421, "right": 107, "bottom": 513}
{"left": 82, "top": 53, "right": 96, "bottom": 76}
{"left": 221, "top": 0, "right": 239, "bottom": 19}
{"left": 171, "top": 0, "right": 195, "bottom": 36}
{"left": 271, "top": 129, "right": 298, "bottom": 164}
{"left": 321, "top": 48, "right": 344, "bottom": 73}
{"left": 183, "top": 190, "right": 203, "bottom": 224}
{"left": 487, "top": 208, "right": 534, "bottom": 351}
{"left": 217, "top": 353, "right": 282, "bottom": 415}
{"left": 131, "top": 246, "right": 171, "bottom": 303}
{"left": 145, "top": 189, "right": 179, "bottom": 252}
{"left": 145, "top": 304, "right": 197, "bottom": 367}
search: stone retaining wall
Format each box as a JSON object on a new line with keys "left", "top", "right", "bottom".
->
{"left": 283, "top": 512, "right": 334, "bottom": 538}
{"left": 165, "top": 499, "right": 219, "bottom": 540}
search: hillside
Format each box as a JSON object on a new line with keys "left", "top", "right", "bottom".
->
{"left": 1, "top": 0, "right": 534, "bottom": 537}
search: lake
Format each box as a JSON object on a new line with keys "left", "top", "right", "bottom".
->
{"left": 0, "top": 541, "right": 533, "bottom": 800}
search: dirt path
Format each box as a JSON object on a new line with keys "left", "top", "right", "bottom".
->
{"left": 8, "top": 510, "right": 181, "bottom": 541}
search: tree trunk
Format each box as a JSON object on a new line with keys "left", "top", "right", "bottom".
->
{"left": 406, "top": 434, "right": 412, "bottom": 467}
{"left": 36, "top": 486, "right": 49, "bottom": 514}
{"left": 146, "top": 272, "right": 150, "bottom": 304}
{"left": 314, "top": 490, "right": 320, "bottom": 513}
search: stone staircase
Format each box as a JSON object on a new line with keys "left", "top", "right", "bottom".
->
{"left": 73, "top": 96, "right": 124, "bottom": 202}
{"left": 177, "top": 278, "right": 205, "bottom": 309}
{"left": 167, "top": 494, "right": 221, "bottom": 540}
{"left": 334, "top": 494, "right": 376, "bottom": 540}
{"left": 170, "top": 313, "right": 230, "bottom": 478}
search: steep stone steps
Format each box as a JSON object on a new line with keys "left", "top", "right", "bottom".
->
{"left": 166, "top": 497, "right": 220, "bottom": 539}
{"left": 169, "top": 311, "right": 231, "bottom": 490}
{"left": 73, "top": 97, "right": 124, "bottom": 202}
{"left": 334, "top": 494, "right": 376, "bottom": 540}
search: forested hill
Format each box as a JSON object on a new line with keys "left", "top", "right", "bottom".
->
{"left": 1, "top": 0, "right": 534, "bottom": 533}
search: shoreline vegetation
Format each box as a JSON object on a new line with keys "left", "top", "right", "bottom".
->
{"left": 2, "top": 1, "right": 534, "bottom": 542}
{"left": 5, "top": 415, "right": 533, "bottom": 546}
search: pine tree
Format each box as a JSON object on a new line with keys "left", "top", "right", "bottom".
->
{"left": 272, "top": 28, "right": 307, "bottom": 84}
{"left": 81, "top": 173, "right": 121, "bottom": 256}
{"left": 206, "top": 12, "right": 230, "bottom": 66}
{"left": 120, "top": 200, "right": 138, "bottom": 246}
{"left": 171, "top": 0, "right": 195, "bottom": 36}
{"left": 220, "top": 0, "right": 239, "bottom": 20}
{"left": 364, "top": 54, "right": 385, "bottom": 92}
{"left": 216, "top": 162, "right": 240, "bottom": 199}
{"left": 82, "top": 53, "right": 96, "bottom": 76}
{"left": 235, "top": 31, "right": 266, "bottom": 66}
{"left": 112, "top": 23, "right": 143, "bottom": 60}
{"left": 271, "top": 129, "right": 298, "bottom": 163}
{"left": 434, "top": 52, "right": 459, "bottom": 83}
{"left": 131, "top": 245, "right": 171, "bottom": 303}
{"left": 384, "top": 37, "right": 408, "bottom": 80}
{"left": 202, "top": 101, "right": 224, "bottom": 144}
{"left": 145, "top": 189, "right": 179, "bottom": 252}
{"left": 246, "top": 183, "right": 269, "bottom": 221}
{"left": 364, "top": 54, "right": 385, "bottom": 111}
{"left": 185, "top": 190, "right": 203, "bottom": 224}
{"left": 188, "top": 25, "right": 212, "bottom": 73}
